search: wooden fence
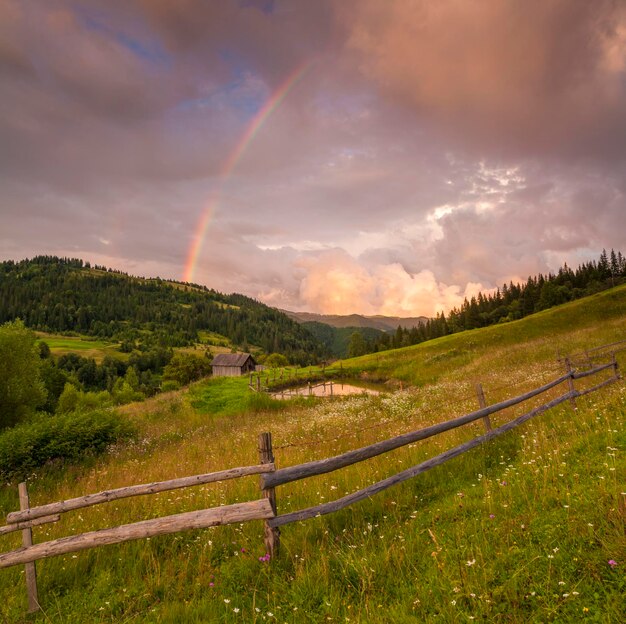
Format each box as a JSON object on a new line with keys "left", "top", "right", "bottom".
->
{"left": 0, "top": 464, "right": 275, "bottom": 613}
{"left": 1, "top": 349, "right": 621, "bottom": 615}
{"left": 558, "top": 339, "right": 626, "bottom": 369}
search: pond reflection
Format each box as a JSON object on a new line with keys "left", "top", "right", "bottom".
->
{"left": 271, "top": 380, "right": 384, "bottom": 399}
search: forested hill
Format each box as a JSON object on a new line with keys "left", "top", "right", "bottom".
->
{"left": 0, "top": 257, "right": 324, "bottom": 365}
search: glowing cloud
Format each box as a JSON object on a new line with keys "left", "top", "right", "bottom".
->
{"left": 298, "top": 250, "right": 488, "bottom": 316}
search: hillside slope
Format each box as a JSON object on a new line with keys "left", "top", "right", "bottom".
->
{"left": 0, "top": 256, "right": 324, "bottom": 364}
{"left": 339, "top": 284, "right": 626, "bottom": 387}
{"left": 0, "top": 286, "right": 624, "bottom": 622}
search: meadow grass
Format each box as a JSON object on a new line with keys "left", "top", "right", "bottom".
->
{"left": 35, "top": 333, "right": 125, "bottom": 363}
{"left": 0, "top": 287, "right": 624, "bottom": 622}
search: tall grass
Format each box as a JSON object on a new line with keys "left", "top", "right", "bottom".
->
{"left": 0, "top": 286, "right": 624, "bottom": 622}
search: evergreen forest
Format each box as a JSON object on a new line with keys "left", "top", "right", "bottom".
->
{"left": 0, "top": 256, "right": 324, "bottom": 364}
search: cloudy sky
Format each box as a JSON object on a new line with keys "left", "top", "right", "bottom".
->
{"left": 2, "top": 0, "right": 626, "bottom": 316}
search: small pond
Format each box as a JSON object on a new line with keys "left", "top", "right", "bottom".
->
{"left": 271, "top": 379, "right": 386, "bottom": 399}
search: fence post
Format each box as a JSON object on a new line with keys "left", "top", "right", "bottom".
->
{"left": 256, "top": 376, "right": 260, "bottom": 392}
{"left": 564, "top": 357, "right": 577, "bottom": 409}
{"left": 475, "top": 383, "right": 492, "bottom": 431}
{"left": 258, "top": 433, "right": 280, "bottom": 559}
{"left": 612, "top": 353, "right": 621, "bottom": 379}
{"left": 18, "top": 482, "right": 39, "bottom": 614}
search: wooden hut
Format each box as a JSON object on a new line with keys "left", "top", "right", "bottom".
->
{"left": 211, "top": 353, "right": 257, "bottom": 377}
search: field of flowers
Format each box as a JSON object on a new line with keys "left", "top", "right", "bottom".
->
{"left": 0, "top": 286, "right": 624, "bottom": 622}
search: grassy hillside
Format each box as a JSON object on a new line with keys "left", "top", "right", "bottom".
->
{"left": 0, "top": 287, "right": 624, "bottom": 622}
{"left": 35, "top": 332, "right": 126, "bottom": 363}
{"left": 334, "top": 285, "right": 626, "bottom": 388}
{"left": 36, "top": 329, "right": 240, "bottom": 365}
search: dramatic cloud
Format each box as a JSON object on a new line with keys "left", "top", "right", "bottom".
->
{"left": 342, "top": 0, "right": 626, "bottom": 160}
{"left": 1, "top": 0, "right": 625, "bottom": 317}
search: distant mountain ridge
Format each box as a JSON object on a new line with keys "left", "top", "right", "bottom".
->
{"left": 282, "top": 310, "right": 429, "bottom": 332}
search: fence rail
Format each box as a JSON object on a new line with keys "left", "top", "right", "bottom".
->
{"left": 0, "top": 500, "right": 274, "bottom": 570}
{"left": 558, "top": 340, "right": 626, "bottom": 368}
{"left": 269, "top": 391, "right": 575, "bottom": 527}
{"left": 262, "top": 371, "right": 574, "bottom": 489}
{"left": 2, "top": 341, "right": 622, "bottom": 616}
{"left": 0, "top": 463, "right": 276, "bottom": 614}
{"left": 6, "top": 463, "right": 274, "bottom": 525}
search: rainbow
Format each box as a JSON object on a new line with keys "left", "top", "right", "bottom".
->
{"left": 183, "top": 60, "right": 312, "bottom": 283}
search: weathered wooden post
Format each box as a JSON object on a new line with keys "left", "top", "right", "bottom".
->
{"left": 256, "top": 376, "right": 261, "bottom": 392}
{"left": 564, "top": 357, "right": 577, "bottom": 409}
{"left": 475, "top": 383, "right": 492, "bottom": 431}
{"left": 330, "top": 380, "right": 333, "bottom": 396}
{"left": 308, "top": 381, "right": 312, "bottom": 396}
{"left": 258, "top": 433, "right": 280, "bottom": 558}
{"left": 18, "top": 482, "right": 39, "bottom": 614}
{"left": 612, "top": 353, "right": 621, "bottom": 379}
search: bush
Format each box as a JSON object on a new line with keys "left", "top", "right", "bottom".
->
{"left": 0, "top": 410, "right": 136, "bottom": 481}
{"left": 265, "top": 353, "right": 289, "bottom": 368}
{"left": 0, "top": 320, "right": 47, "bottom": 428}
{"left": 161, "top": 380, "right": 181, "bottom": 392}
{"left": 57, "top": 383, "right": 113, "bottom": 413}
{"left": 163, "top": 353, "right": 212, "bottom": 386}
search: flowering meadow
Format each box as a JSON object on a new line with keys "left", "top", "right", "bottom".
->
{"left": 0, "top": 285, "right": 624, "bottom": 622}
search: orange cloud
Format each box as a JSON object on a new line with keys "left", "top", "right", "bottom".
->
{"left": 298, "top": 251, "right": 487, "bottom": 316}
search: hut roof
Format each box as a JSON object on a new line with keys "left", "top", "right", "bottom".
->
{"left": 211, "top": 353, "right": 255, "bottom": 368}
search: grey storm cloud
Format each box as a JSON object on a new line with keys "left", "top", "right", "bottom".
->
{"left": 1, "top": 0, "right": 625, "bottom": 316}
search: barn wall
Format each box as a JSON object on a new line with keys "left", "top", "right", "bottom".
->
{"left": 212, "top": 366, "right": 242, "bottom": 377}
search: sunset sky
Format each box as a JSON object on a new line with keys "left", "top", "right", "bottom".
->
{"left": 2, "top": 0, "right": 626, "bottom": 317}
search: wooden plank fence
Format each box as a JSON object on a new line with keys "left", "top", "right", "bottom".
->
{"left": 0, "top": 463, "right": 276, "bottom": 614}
{"left": 1, "top": 345, "right": 622, "bottom": 616}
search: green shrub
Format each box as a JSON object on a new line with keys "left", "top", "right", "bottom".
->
{"left": 163, "top": 353, "right": 212, "bottom": 386}
{"left": 161, "top": 380, "right": 181, "bottom": 392}
{"left": 264, "top": 352, "right": 289, "bottom": 368}
{"left": 0, "top": 410, "right": 136, "bottom": 481}
{"left": 0, "top": 319, "right": 47, "bottom": 428}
